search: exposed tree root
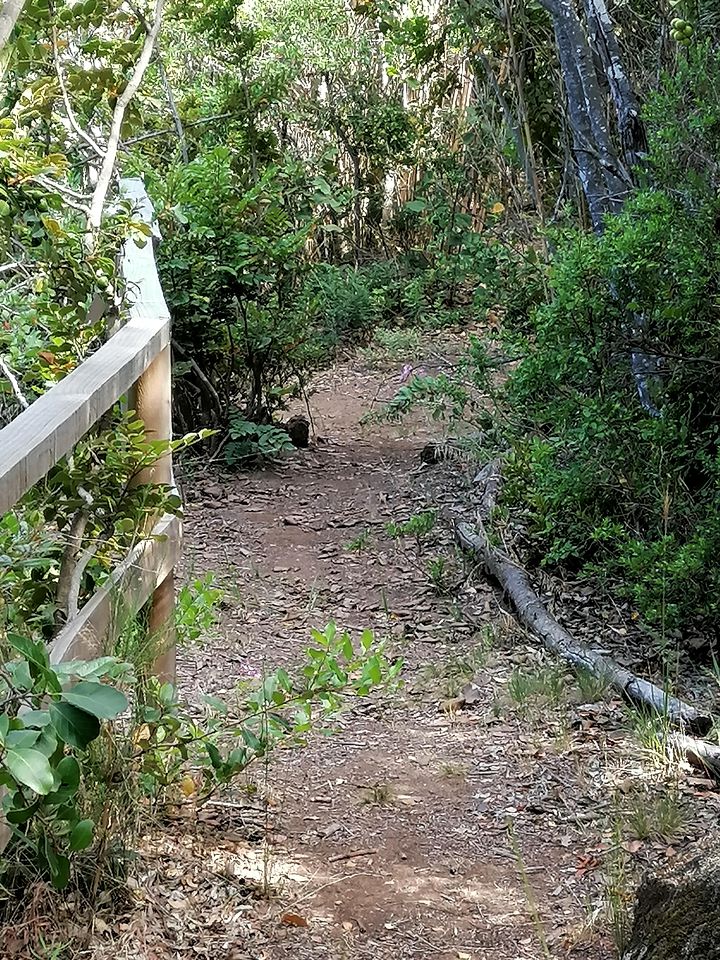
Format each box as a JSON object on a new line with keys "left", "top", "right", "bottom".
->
{"left": 455, "top": 519, "right": 713, "bottom": 736}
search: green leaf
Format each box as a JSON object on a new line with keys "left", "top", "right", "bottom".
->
{"left": 45, "top": 838, "right": 70, "bottom": 890}
{"left": 5, "top": 797, "right": 41, "bottom": 824}
{"left": 242, "top": 726, "right": 264, "bottom": 755}
{"left": 8, "top": 633, "right": 49, "bottom": 670}
{"left": 21, "top": 710, "right": 50, "bottom": 728}
{"left": 62, "top": 682, "right": 127, "bottom": 720}
{"left": 5, "top": 748, "right": 54, "bottom": 795}
{"left": 49, "top": 701, "right": 100, "bottom": 749}
{"left": 69, "top": 818, "right": 94, "bottom": 852}
{"left": 206, "top": 741, "right": 223, "bottom": 770}
{"left": 5, "top": 729, "right": 40, "bottom": 750}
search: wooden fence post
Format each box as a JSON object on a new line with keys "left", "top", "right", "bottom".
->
{"left": 121, "top": 177, "right": 178, "bottom": 684}
{"left": 132, "top": 343, "right": 176, "bottom": 683}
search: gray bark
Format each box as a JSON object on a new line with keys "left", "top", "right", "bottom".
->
{"left": 539, "top": 0, "right": 661, "bottom": 414}
{"left": 455, "top": 519, "right": 711, "bottom": 734}
{"left": 583, "top": 0, "right": 647, "bottom": 169}
{"left": 539, "top": 0, "right": 631, "bottom": 229}
{"left": 622, "top": 838, "right": 720, "bottom": 960}
{"left": 0, "top": 0, "right": 25, "bottom": 53}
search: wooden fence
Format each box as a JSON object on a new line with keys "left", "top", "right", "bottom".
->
{"left": 0, "top": 177, "right": 180, "bottom": 679}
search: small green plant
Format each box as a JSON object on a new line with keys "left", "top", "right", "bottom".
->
{"left": 0, "top": 622, "right": 400, "bottom": 897}
{"left": 0, "top": 634, "right": 131, "bottom": 890}
{"left": 626, "top": 706, "right": 673, "bottom": 765}
{"left": 427, "top": 556, "right": 450, "bottom": 593}
{"left": 346, "top": 529, "right": 371, "bottom": 552}
{"left": 361, "top": 782, "right": 394, "bottom": 805}
{"left": 175, "top": 573, "right": 223, "bottom": 646}
{"left": 507, "top": 663, "right": 567, "bottom": 716}
{"left": 508, "top": 820, "right": 551, "bottom": 959}
{"left": 225, "top": 418, "right": 294, "bottom": 465}
{"left": 574, "top": 666, "right": 612, "bottom": 703}
{"left": 626, "top": 787, "right": 685, "bottom": 841}
{"left": 604, "top": 816, "right": 633, "bottom": 954}
{"left": 361, "top": 326, "right": 422, "bottom": 362}
{"left": 386, "top": 509, "right": 437, "bottom": 549}
{"left": 136, "top": 624, "right": 401, "bottom": 808}
{"left": 422, "top": 638, "right": 490, "bottom": 699}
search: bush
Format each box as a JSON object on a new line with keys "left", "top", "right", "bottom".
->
{"left": 0, "top": 622, "right": 400, "bottom": 896}
{"left": 499, "top": 183, "right": 720, "bottom": 636}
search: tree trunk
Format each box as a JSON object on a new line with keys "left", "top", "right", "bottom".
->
{"left": 622, "top": 838, "right": 720, "bottom": 960}
{"left": 582, "top": 0, "right": 648, "bottom": 169}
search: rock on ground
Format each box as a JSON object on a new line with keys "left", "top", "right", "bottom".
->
{"left": 623, "top": 838, "right": 720, "bottom": 960}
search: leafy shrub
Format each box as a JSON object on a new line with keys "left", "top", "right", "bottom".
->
{"left": 498, "top": 182, "right": 720, "bottom": 636}
{"left": 0, "top": 635, "right": 130, "bottom": 890}
{"left": 225, "top": 417, "right": 295, "bottom": 465}
{"left": 155, "top": 149, "right": 319, "bottom": 430}
{"left": 0, "top": 622, "right": 400, "bottom": 894}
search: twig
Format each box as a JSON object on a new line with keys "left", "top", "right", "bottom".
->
{"left": 328, "top": 847, "right": 378, "bottom": 863}
{"left": 51, "top": 26, "right": 104, "bottom": 158}
{"left": 0, "top": 356, "right": 28, "bottom": 409}
{"left": 86, "top": 0, "right": 165, "bottom": 241}
{"left": 157, "top": 49, "right": 188, "bottom": 163}
{"left": 121, "top": 112, "right": 234, "bottom": 147}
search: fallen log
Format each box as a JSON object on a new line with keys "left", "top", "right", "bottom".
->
{"left": 473, "top": 458, "right": 502, "bottom": 519}
{"left": 455, "top": 520, "right": 712, "bottom": 735}
{"left": 667, "top": 733, "right": 720, "bottom": 779}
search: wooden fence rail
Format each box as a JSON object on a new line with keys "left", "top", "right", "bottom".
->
{"left": 0, "top": 177, "right": 180, "bottom": 677}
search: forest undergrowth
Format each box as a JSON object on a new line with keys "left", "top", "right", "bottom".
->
{"left": 2, "top": 0, "right": 720, "bottom": 955}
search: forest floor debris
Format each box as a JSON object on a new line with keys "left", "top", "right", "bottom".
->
{"left": 72, "top": 329, "right": 720, "bottom": 959}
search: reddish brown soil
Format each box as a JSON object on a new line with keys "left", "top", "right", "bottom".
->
{"left": 78, "top": 332, "right": 720, "bottom": 960}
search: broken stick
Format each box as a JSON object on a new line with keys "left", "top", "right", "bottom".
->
{"left": 455, "top": 520, "right": 712, "bottom": 736}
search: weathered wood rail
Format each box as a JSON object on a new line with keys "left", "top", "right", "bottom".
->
{"left": 0, "top": 177, "right": 180, "bottom": 678}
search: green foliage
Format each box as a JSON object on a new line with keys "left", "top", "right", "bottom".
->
{"left": 175, "top": 573, "right": 223, "bottom": 647}
{"left": 0, "top": 636, "right": 129, "bottom": 890}
{"left": 0, "top": 414, "right": 202, "bottom": 639}
{"left": 492, "top": 74, "right": 720, "bottom": 637}
{"left": 225, "top": 417, "right": 294, "bottom": 465}
{"left": 386, "top": 509, "right": 437, "bottom": 545}
{"left": 0, "top": 621, "right": 400, "bottom": 892}
{"left": 156, "top": 148, "right": 318, "bottom": 429}
{"left": 373, "top": 373, "right": 471, "bottom": 424}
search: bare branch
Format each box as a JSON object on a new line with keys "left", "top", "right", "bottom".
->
{"left": 157, "top": 50, "right": 188, "bottom": 163}
{"left": 86, "top": 0, "right": 165, "bottom": 241}
{"left": 0, "top": 355, "right": 28, "bottom": 409}
{"left": 0, "top": 0, "right": 26, "bottom": 54}
{"left": 122, "top": 112, "right": 233, "bottom": 147}
{"left": 51, "top": 26, "right": 105, "bottom": 159}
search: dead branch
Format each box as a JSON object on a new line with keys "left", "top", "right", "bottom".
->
{"left": 0, "top": 0, "right": 26, "bottom": 53}
{"left": 157, "top": 49, "right": 188, "bottom": 163}
{"left": 667, "top": 733, "right": 720, "bottom": 780}
{"left": 328, "top": 848, "right": 378, "bottom": 863}
{"left": 0, "top": 356, "right": 28, "bottom": 409}
{"left": 455, "top": 519, "right": 712, "bottom": 735}
{"left": 473, "top": 457, "right": 502, "bottom": 518}
{"left": 86, "top": 0, "right": 165, "bottom": 240}
{"left": 55, "top": 508, "right": 90, "bottom": 629}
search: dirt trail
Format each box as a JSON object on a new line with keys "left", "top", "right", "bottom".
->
{"left": 137, "top": 331, "right": 617, "bottom": 960}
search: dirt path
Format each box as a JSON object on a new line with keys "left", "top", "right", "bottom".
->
{"left": 93, "top": 333, "right": 720, "bottom": 960}
{"left": 134, "top": 332, "right": 617, "bottom": 960}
